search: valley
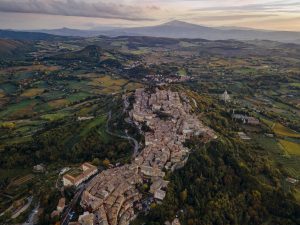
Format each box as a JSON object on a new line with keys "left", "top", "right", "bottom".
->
{"left": 0, "top": 34, "right": 299, "bottom": 225}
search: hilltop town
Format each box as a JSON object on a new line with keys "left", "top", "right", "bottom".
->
{"left": 78, "top": 88, "right": 216, "bottom": 225}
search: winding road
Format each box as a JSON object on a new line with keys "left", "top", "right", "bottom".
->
{"left": 106, "top": 110, "right": 140, "bottom": 158}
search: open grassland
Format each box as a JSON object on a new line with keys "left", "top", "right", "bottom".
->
{"left": 100, "top": 86, "right": 122, "bottom": 94}
{"left": 290, "top": 83, "right": 300, "bottom": 88}
{"left": 0, "top": 99, "right": 37, "bottom": 119}
{"left": 41, "top": 112, "right": 69, "bottom": 121}
{"left": 1, "top": 64, "right": 60, "bottom": 73}
{"left": 130, "top": 47, "right": 150, "bottom": 55}
{"left": 80, "top": 115, "right": 107, "bottom": 136}
{"left": 278, "top": 139, "right": 300, "bottom": 156}
{"left": 253, "top": 134, "right": 300, "bottom": 178}
{"left": 261, "top": 118, "right": 300, "bottom": 138}
{"left": 48, "top": 99, "right": 69, "bottom": 108}
{"left": 261, "top": 118, "right": 274, "bottom": 127}
{"left": 66, "top": 92, "right": 91, "bottom": 103}
{"left": 178, "top": 68, "right": 187, "bottom": 76}
{"left": 111, "top": 40, "right": 128, "bottom": 47}
{"left": 88, "top": 75, "right": 134, "bottom": 94}
{"left": 21, "top": 88, "right": 44, "bottom": 98}
{"left": 273, "top": 123, "right": 300, "bottom": 138}
{"left": 124, "top": 82, "right": 143, "bottom": 91}
{"left": 179, "top": 41, "right": 199, "bottom": 47}
{"left": 90, "top": 75, "right": 128, "bottom": 87}
{"left": 42, "top": 90, "right": 66, "bottom": 101}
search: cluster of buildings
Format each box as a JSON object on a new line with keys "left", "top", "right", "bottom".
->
{"left": 142, "top": 74, "right": 191, "bottom": 84}
{"left": 81, "top": 164, "right": 143, "bottom": 225}
{"left": 63, "top": 163, "right": 98, "bottom": 187}
{"left": 232, "top": 113, "right": 260, "bottom": 125}
{"left": 132, "top": 88, "right": 216, "bottom": 175}
{"left": 78, "top": 88, "right": 216, "bottom": 225}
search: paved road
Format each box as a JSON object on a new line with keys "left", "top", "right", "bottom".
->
{"left": 106, "top": 111, "right": 139, "bottom": 158}
{"left": 61, "top": 186, "right": 85, "bottom": 225}
{"left": 22, "top": 202, "right": 40, "bottom": 225}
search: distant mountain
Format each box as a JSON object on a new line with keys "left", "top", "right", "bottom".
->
{"left": 0, "top": 29, "right": 72, "bottom": 41}
{"left": 15, "top": 20, "right": 300, "bottom": 43}
{"left": 0, "top": 39, "right": 33, "bottom": 58}
{"left": 31, "top": 27, "right": 103, "bottom": 38}
{"left": 102, "top": 20, "right": 300, "bottom": 44}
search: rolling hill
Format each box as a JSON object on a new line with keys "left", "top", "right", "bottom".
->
{"left": 0, "top": 39, "right": 33, "bottom": 58}
{"left": 0, "top": 29, "right": 71, "bottom": 41}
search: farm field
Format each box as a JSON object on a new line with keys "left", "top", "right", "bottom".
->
{"left": 21, "top": 88, "right": 44, "bottom": 97}
{"left": 278, "top": 139, "right": 300, "bottom": 156}
{"left": 273, "top": 123, "right": 300, "bottom": 138}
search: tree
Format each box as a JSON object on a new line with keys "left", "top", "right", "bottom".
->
{"left": 180, "top": 189, "right": 187, "bottom": 203}
{"left": 92, "top": 158, "right": 100, "bottom": 166}
{"left": 102, "top": 159, "right": 110, "bottom": 168}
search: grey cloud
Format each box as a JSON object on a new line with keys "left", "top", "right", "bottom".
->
{"left": 191, "top": 14, "right": 278, "bottom": 22}
{"left": 0, "top": 0, "right": 157, "bottom": 21}
{"left": 192, "top": 1, "right": 300, "bottom": 12}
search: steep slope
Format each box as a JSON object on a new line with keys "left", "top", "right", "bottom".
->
{"left": 0, "top": 39, "right": 33, "bottom": 58}
{"left": 46, "top": 45, "right": 113, "bottom": 63}
{"left": 46, "top": 44, "right": 136, "bottom": 66}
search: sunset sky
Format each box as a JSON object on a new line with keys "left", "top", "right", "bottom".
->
{"left": 0, "top": 0, "right": 299, "bottom": 31}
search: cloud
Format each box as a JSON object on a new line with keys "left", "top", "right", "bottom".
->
{"left": 0, "top": 0, "right": 158, "bottom": 21}
{"left": 190, "top": 14, "right": 278, "bottom": 22}
{"left": 195, "top": 1, "right": 300, "bottom": 13}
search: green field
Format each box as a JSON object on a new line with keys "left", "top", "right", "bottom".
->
{"left": 0, "top": 99, "right": 37, "bottom": 118}
{"left": 80, "top": 115, "right": 107, "bottom": 136}
{"left": 273, "top": 123, "right": 300, "bottom": 138}
{"left": 66, "top": 92, "right": 91, "bottom": 103}
{"left": 178, "top": 68, "right": 187, "bottom": 76}
{"left": 278, "top": 139, "right": 300, "bottom": 156}
{"left": 40, "top": 112, "right": 69, "bottom": 121}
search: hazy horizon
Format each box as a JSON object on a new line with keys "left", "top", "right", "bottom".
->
{"left": 0, "top": 0, "right": 299, "bottom": 31}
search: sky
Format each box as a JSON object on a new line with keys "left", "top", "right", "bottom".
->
{"left": 0, "top": 0, "right": 299, "bottom": 31}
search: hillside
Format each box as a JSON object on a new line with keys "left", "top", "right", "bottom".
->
{"left": 0, "top": 30, "right": 72, "bottom": 41}
{"left": 48, "top": 45, "right": 105, "bottom": 61}
{"left": 0, "top": 39, "right": 33, "bottom": 58}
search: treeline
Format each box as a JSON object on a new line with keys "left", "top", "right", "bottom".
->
{"left": 134, "top": 139, "right": 300, "bottom": 225}
{"left": 0, "top": 117, "right": 132, "bottom": 169}
{"left": 133, "top": 88, "right": 300, "bottom": 225}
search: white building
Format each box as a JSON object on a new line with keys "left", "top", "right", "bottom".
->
{"left": 220, "top": 90, "right": 231, "bottom": 103}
